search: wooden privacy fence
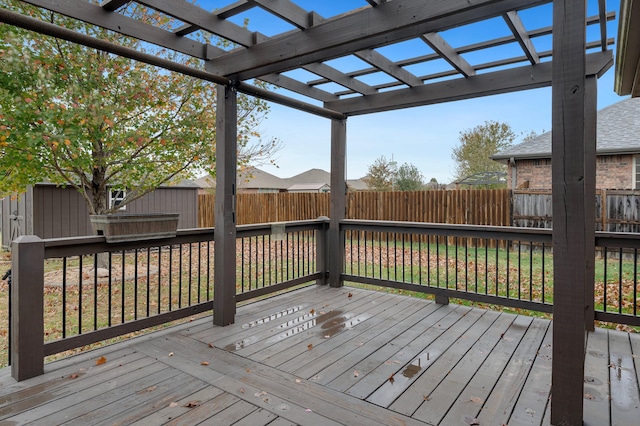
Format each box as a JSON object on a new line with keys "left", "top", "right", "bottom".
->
{"left": 198, "top": 189, "right": 511, "bottom": 227}
{"left": 513, "top": 189, "right": 640, "bottom": 232}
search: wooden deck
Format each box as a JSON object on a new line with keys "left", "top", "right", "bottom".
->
{"left": 1, "top": 285, "right": 639, "bottom": 425}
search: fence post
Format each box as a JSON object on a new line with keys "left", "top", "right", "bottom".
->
{"left": 11, "top": 235, "right": 45, "bottom": 381}
{"left": 316, "top": 217, "right": 329, "bottom": 285}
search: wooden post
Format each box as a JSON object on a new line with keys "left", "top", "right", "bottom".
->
{"left": 214, "top": 84, "right": 237, "bottom": 326}
{"left": 329, "top": 118, "right": 347, "bottom": 287}
{"left": 551, "top": 0, "right": 588, "bottom": 423}
{"left": 11, "top": 235, "right": 45, "bottom": 381}
{"left": 316, "top": 216, "right": 329, "bottom": 285}
{"left": 584, "top": 76, "right": 597, "bottom": 332}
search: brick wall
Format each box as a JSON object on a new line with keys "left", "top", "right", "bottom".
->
{"left": 508, "top": 154, "right": 635, "bottom": 190}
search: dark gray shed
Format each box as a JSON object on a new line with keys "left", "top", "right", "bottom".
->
{"left": 1, "top": 182, "right": 198, "bottom": 249}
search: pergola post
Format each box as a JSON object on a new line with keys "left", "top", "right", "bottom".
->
{"left": 329, "top": 118, "right": 347, "bottom": 287}
{"left": 584, "top": 76, "right": 597, "bottom": 332}
{"left": 550, "top": 0, "right": 590, "bottom": 424}
{"left": 213, "top": 84, "right": 237, "bottom": 326}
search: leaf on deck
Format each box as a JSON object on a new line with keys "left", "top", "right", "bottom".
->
{"left": 95, "top": 356, "right": 107, "bottom": 366}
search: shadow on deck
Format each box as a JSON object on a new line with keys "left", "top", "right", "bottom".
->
{"left": 1, "top": 285, "right": 639, "bottom": 425}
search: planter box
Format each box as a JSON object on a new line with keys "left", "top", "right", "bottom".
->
{"left": 90, "top": 213, "right": 179, "bottom": 243}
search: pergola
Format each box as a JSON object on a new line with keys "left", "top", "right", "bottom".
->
{"left": 0, "top": 1, "right": 622, "bottom": 424}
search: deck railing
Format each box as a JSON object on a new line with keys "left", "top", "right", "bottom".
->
{"left": 5, "top": 218, "right": 640, "bottom": 379}
{"left": 342, "top": 220, "right": 640, "bottom": 327}
{"left": 6, "top": 219, "right": 325, "bottom": 378}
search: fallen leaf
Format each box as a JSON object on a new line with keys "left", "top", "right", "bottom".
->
{"left": 525, "top": 408, "right": 536, "bottom": 416}
{"left": 240, "top": 388, "right": 245, "bottom": 394}
{"left": 254, "top": 391, "right": 267, "bottom": 397}
{"left": 295, "top": 379, "right": 302, "bottom": 383}
{"left": 169, "top": 402, "right": 178, "bottom": 407}
{"left": 168, "top": 352, "right": 174, "bottom": 357}
{"left": 184, "top": 400, "right": 201, "bottom": 408}
{"left": 306, "top": 409, "right": 313, "bottom": 412}
{"left": 263, "top": 397, "right": 270, "bottom": 403}
{"left": 388, "top": 374, "right": 395, "bottom": 384}
{"left": 246, "top": 369, "right": 251, "bottom": 373}
{"left": 324, "top": 335, "right": 331, "bottom": 339}
{"left": 200, "top": 361, "right": 210, "bottom": 366}
{"left": 353, "top": 370, "right": 360, "bottom": 377}
{"left": 310, "top": 308, "right": 315, "bottom": 315}
{"left": 470, "top": 396, "right": 483, "bottom": 404}
{"left": 95, "top": 356, "right": 106, "bottom": 366}
{"left": 208, "top": 343, "right": 215, "bottom": 348}
{"left": 464, "top": 416, "right": 480, "bottom": 425}
{"left": 69, "top": 373, "right": 79, "bottom": 379}
{"left": 137, "top": 385, "right": 157, "bottom": 394}
{"left": 423, "top": 395, "right": 431, "bottom": 401}
{"left": 348, "top": 292, "right": 353, "bottom": 298}
{"left": 307, "top": 344, "right": 313, "bottom": 350}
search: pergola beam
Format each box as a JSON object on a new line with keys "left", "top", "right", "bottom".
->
{"left": 0, "top": 6, "right": 345, "bottom": 120}
{"left": 420, "top": 32, "right": 476, "bottom": 77}
{"left": 21, "top": 0, "right": 209, "bottom": 59}
{"left": 207, "top": 0, "right": 551, "bottom": 79}
{"left": 503, "top": 11, "right": 540, "bottom": 64}
{"left": 324, "top": 51, "right": 612, "bottom": 116}
{"left": 354, "top": 49, "right": 423, "bottom": 87}
{"left": 135, "top": 0, "right": 255, "bottom": 47}
{"left": 303, "top": 63, "right": 377, "bottom": 96}
{"left": 252, "top": 0, "right": 311, "bottom": 30}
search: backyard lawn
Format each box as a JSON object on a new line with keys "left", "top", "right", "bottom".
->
{"left": 1, "top": 239, "right": 639, "bottom": 368}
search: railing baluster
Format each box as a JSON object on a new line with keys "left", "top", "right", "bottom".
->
{"left": 78, "top": 256, "right": 83, "bottom": 334}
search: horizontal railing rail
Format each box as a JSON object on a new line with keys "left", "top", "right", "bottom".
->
{"left": 5, "top": 219, "right": 326, "bottom": 376}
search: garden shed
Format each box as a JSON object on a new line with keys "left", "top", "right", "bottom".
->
{"left": 1, "top": 182, "right": 198, "bottom": 249}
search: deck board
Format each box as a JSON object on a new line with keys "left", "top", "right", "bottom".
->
{"left": 1, "top": 285, "right": 639, "bottom": 425}
{"left": 438, "top": 315, "right": 537, "bottom": 425}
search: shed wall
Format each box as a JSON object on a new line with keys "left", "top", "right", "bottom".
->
{"left": 2, "top": 185, "right": 198, "bottom": 247}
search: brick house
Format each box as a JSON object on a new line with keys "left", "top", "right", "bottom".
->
{"left": 492, "top": 97, "right": 640, "bottom": 190}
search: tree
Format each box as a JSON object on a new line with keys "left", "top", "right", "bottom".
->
{"left": 0, "top": 1, "right": 279, "bottom": 215}
{"left": 451, "top": 120, "right": 516, "bottom": 182}
{"left": 364, "top": 156, "right": 397, "bottom": 191}
{"left": 394, "top": 163, "right": 424, "bottom": 191}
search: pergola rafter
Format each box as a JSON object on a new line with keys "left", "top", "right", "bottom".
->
{"left": 12, "top": 0, "right": 614, "bottom": 117}
{"left": 0, "top": 1, "right": 621, "bottom": 424}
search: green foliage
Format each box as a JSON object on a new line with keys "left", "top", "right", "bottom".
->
{"left": 364, "top": 155, "right": 397, "bottom": 191}
{"left": 0, "top": 1, "right": 278, "bottom": 214}
{"left": 451, "top": 120, "right": 516, "bottom": 183}
{"left": 394, "top": 162, "right": 424, "bottom": 191}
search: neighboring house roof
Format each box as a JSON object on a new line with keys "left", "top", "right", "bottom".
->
{"left": 194, "top": 168, "right": 289, "bottom": 191}
{"left": 238, "top": 167, "right": 289, "bottom": 190}
{"left": 285, "top": 168, "right": 330, "bottom": 185}
{"left": 193, "top": 175, "right": 215, "bottom": 188}
{"left": 195, "top": 167, "right": 370, "bottom": 191}
{"left": 492, "top": 97, "right": 640, "bottom": 162}
{"left": 346, "top": 178, "right": 369, "bottom": 191}
{"left": 288, "top": 183, "right": 330, "bottom": 191}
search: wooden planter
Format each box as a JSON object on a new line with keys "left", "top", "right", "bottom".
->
{"left": 90, "top": 213, "right": 179, "bottom": 243}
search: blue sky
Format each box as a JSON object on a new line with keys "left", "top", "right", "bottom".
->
{"left": 203, "top": 0, "right": 626, "bottom": 183}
